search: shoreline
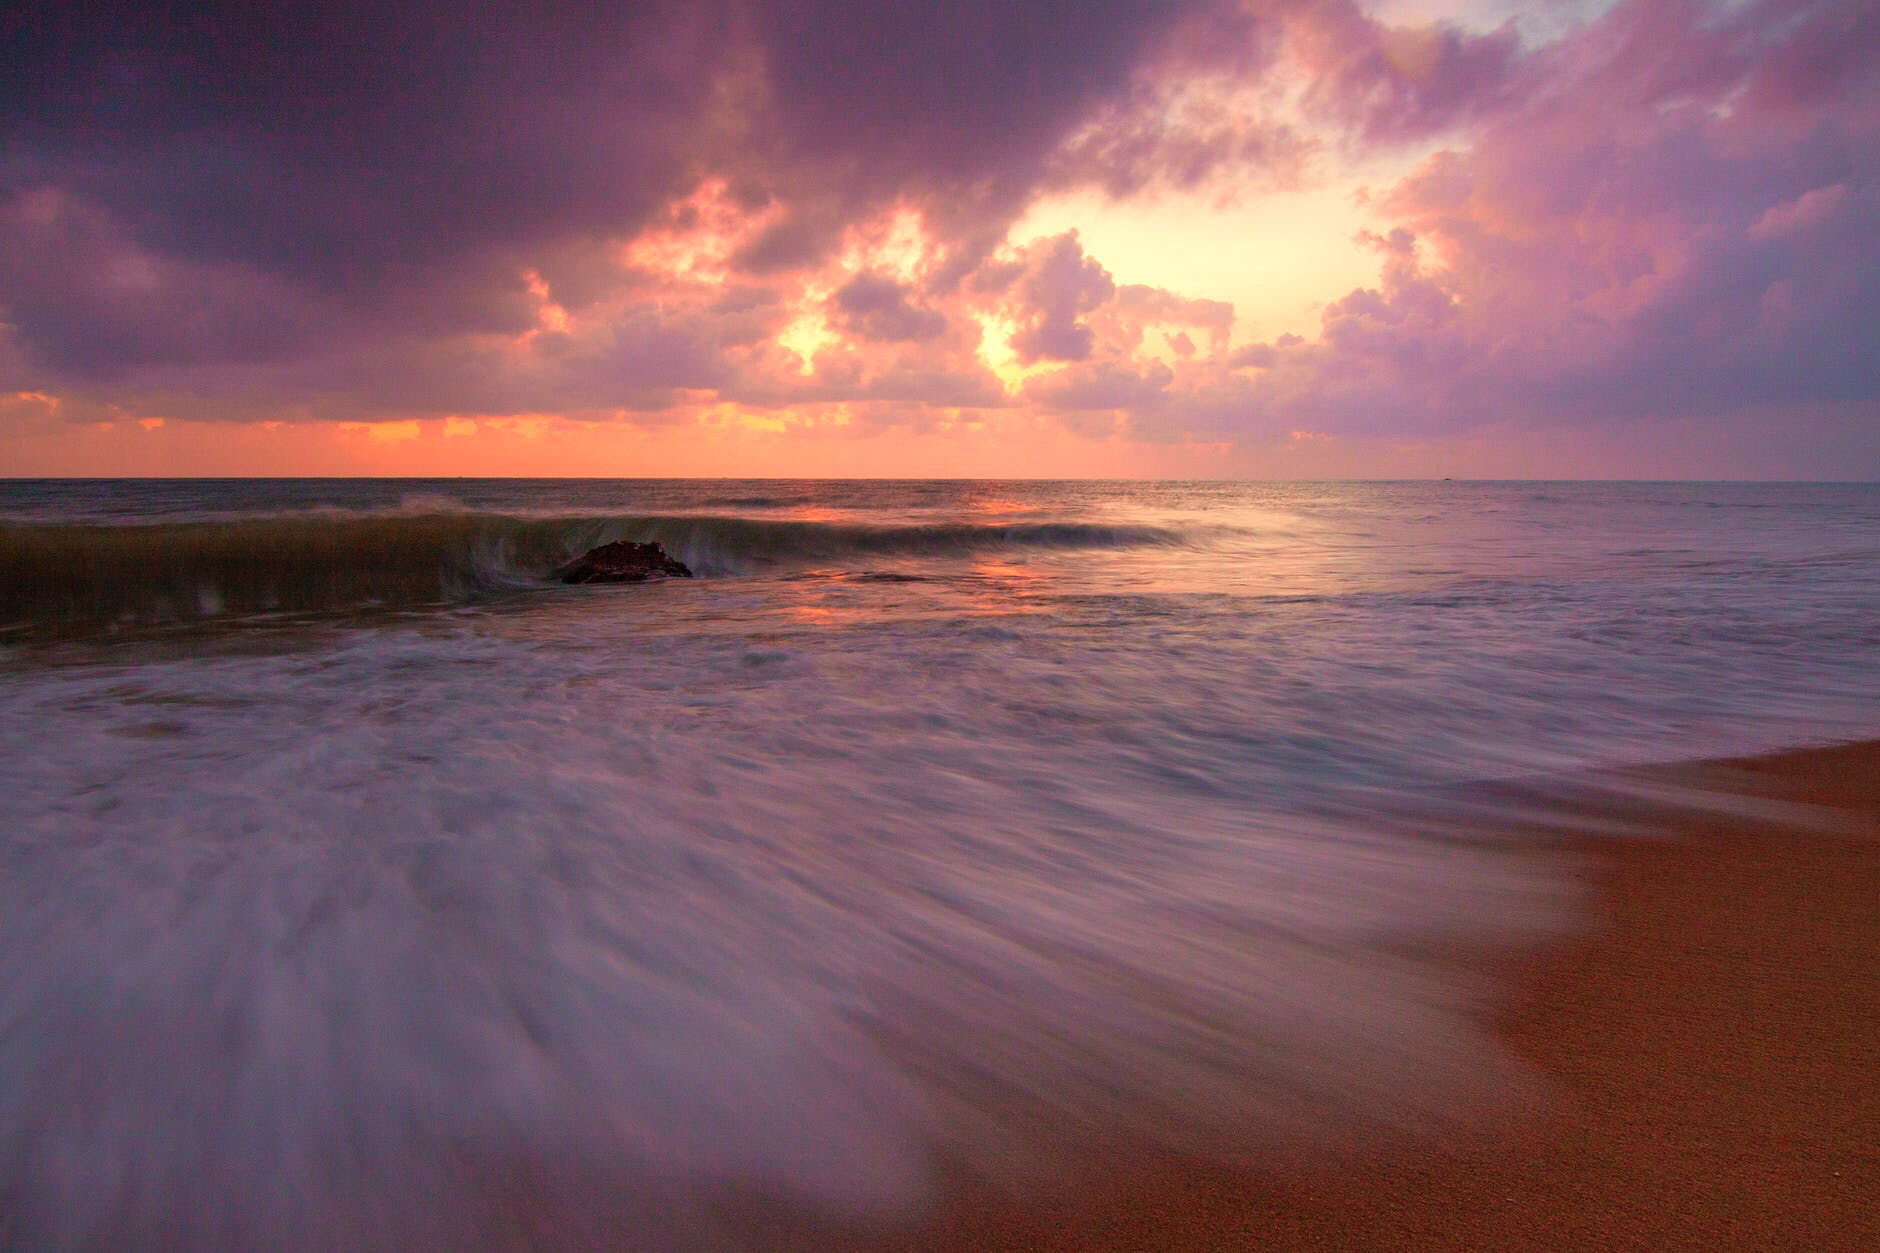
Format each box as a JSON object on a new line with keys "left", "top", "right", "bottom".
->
{"left": 836, "top": 740, "right": 1880, "bottom": 1252}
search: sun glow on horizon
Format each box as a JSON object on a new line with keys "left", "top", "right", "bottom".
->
{"left": 5, "top": 0, "right": 1870, "bottom": 481}
{"left": 1011, "top": 170, "right": 1406, "bottom": 349}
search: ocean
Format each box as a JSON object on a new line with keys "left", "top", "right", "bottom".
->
{"left": 1, "top": 478, "right": 1875, "bottom": 1250}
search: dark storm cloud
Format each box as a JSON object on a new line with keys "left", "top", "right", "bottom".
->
{"left": 747, "top": 2, "right": 1192, "bottom": 220}
{"left": 0, "top": 189, "right": 321, "bottom": 378}
{"left": 0, "top": 0, "right": 1522, "bottom": 403}
{"left": 2, "top": 0, "right": 735, "bottom": 382}
{"left": 755, "top": 1, "right": 1188, "bottom": 183}
{"left": 2, "top": 2, "right": 722, "bottom": 279}
{"left": 726, "top": 0, "right": 1209, "bottom": 275}
{"left": 1, "top": 0, "right": 1207, "bottom": 383}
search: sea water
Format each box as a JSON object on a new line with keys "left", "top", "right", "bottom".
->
{"left": 1, "top": 479, "right": 1875, "bottom": 1249}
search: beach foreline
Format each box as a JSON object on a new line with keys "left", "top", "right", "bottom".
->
{"left": 834, "top": 739, "right": 1880, "bottom": 1252}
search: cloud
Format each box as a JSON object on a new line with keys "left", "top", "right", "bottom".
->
{"left": 1026, "top": 357, "right": 1174, "bottom": 413}
{"left": 1289, "top": 2, "right": 1527, "bottom": 148}
{"left": 1041, "top": 0, "right": 1532, "bottom": 204}
{"left": 1047, "top": 82, "right": 1314, "bottom": 201}
{"left": 0, "top": 189, "right": 327, "bottom": 378}
{"left": 744, "top": 2, "right": 1199, "bottom": 238}
{"left": 996, "top": 232, "right": 1119, "bottom": 364}
{"left": 0, "top": 1, "right": 1210, "bottom": 400}
{"left": 1104, "top": 285, "right": 1235, "bottom": 355}
{"left": 4, "top": 3, "right": 727, "bottom": 277}
{"left": 830, "top": 272, "right": 949, "bottom": 343}
{"left": 1, "top": 0, "right": 1875, "bottom": 472}
{"left": 1095, "top": 0, "right": 1880, "bottom": 451}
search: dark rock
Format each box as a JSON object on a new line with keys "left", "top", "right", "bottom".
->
{"left": 553, "top": 540, "right": 693, "bottom": 584}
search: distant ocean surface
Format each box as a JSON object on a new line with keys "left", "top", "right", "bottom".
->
{"left": 2, "top": 479, "right": 1876, "bottom": 1250}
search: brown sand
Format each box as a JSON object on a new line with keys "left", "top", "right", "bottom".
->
{"left": 842, "top": 741, "right": 1880, "bottom": 1252}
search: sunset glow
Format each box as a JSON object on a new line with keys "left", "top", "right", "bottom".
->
{"left": 2, "top": 0, "right": 1874, "bottom": 478}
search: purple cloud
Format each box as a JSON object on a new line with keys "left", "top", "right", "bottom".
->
{"left": 1108, "top": 0, "right": 1880, "bottom": 455}
{"left": 1291, "top": 2, "right": 1526, "bottom": 148}
{"left": 1000, "top": 233, "right": 1118, "bottom": 364}
{"left": 0, "top": 0, "right": 1873, "bottom": 472}
{"left": 830, "top": 272, "right": 949, "bottom": 343}
{"left": 0, "top": 1, "right": 1210, "bottom": 388}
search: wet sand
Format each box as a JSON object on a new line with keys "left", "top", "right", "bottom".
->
{"left": 844, "top": 741, "right": 1880, "bottom": 1252}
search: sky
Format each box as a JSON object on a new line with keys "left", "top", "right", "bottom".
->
{"left": 1, "top": 0, "right": 1875, "bottom": 478}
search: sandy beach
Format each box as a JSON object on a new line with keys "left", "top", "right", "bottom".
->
{"left": 842, "top": 740, "right": 1880, "bottom": 1252}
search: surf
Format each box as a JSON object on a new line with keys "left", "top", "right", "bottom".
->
{"left": 0, "top": 512, "right": 1187, "bottom": 628}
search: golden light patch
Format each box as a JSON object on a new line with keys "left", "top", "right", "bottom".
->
{"left": 972, "top": 313, "right": 1059, "bottom": 395}
{"left": 734, "top": 411, "right": 790, "bottom": 434}
{"left": 2, "top": 390, "right": 62, "bottom": 417}
{"left": 486, "top": 416, "right": 554, "bottom": 439}
{"left": 837, "top": 203, "right": 936, "bottom": 283}
{"left": 338, "top": 420, "right": 422, "bottom": 444}
{"left": 1013, "top": 172, "right": 1413, "bottom": 348}
{"left": 137, "top": 417, "right": 165, "bottom": 430}
{"left": 522, "top": 270, "right": 572, "bottom": 334}
{"left": 623, "top": 178, "right": 783, "bottom": 286}
{"left": 689, "top": 402, "right": 744, "bottom": 431}
{"left": 777, "top": 311, "right": 838, "bottom": 374}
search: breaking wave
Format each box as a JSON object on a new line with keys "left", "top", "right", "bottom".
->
{"left": 0, "top": 513, "right": 1185, "bottom": 627}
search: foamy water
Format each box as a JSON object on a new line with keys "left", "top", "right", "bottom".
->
{"left": 2, "top": 480, "right": 1876, "bottom": 1250}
